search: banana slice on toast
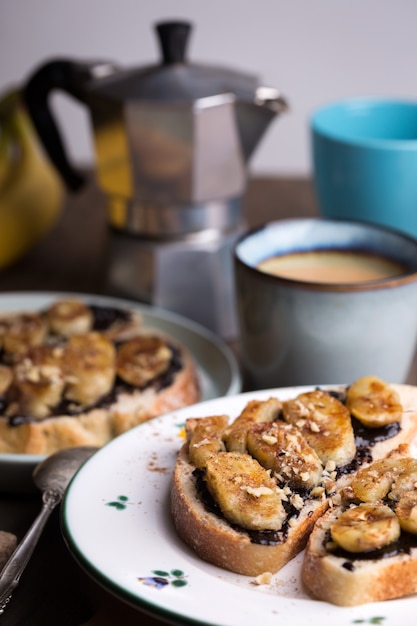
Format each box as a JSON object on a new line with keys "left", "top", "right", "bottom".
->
{"left": 349, "top": 453, "right": 417, "bottom": 502}
{"left": 187, "top": 414, "right": 229, "bottom": 468}
{"left": 204, "top": 451, "right": 287, "bottom": 531}
{"left": 13, "top": 345, "right": 65, "bottom": 419}
{"left": 330, "top": 503, "right": 401, "bottom": 553}
{"left": 395, "top": 492, "right": 417, "bottom": 534}
{"left": 46, "top": 299, "right": 94, "bottom": 337}
{"left": 63, "top": 332, "right": 116, "bottom": 407}
{"left": 346, "top": 375, "right": 402, "bottom": 427}
{"left": 1, "top": 312, "right": 47, "bottom": 359}
{"left": 223, "top": 397, "right": 282, "bottom": 453}
{"left": 246, "top": 420, "right": 323, "bottom": 490}
{"left": 282, "top": 389, "right": 356, "bottom": 467}
{"left": 116, "top": 336, "right": 173, "bottom": 387}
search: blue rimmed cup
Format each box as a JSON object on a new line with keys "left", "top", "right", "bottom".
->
{"left": 234, "top": 218, "right": 417, "bottom": 389}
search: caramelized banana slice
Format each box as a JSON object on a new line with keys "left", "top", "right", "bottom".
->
{"left": 187, "top": 415, "right": 229, "bottom": 468}
{"left": 330, "top": 503, "right": 400, "bottom": 553}
{"left": 389, "top": 458, "right": 417, "bottom": 500}
{"left": 46, "top": 299, "right": 93, "bottom": 337}
{"left": 223, "top": 398, "right": 282, "bottom": 453}
{"left": 205, "top": 451, "right": 286, "bottom": 531}
{"left": 350, "top": 457, "right": 399, "bottom": 502}
{"left": 282, "top": 389, "right": 355, "bottom": 467}
{"left": 345, "top": 375, "right": 402, "bottom": 428}
{"left": 64, "top": 332, "right": 116, "bottom": 407}
{"left": 116, "top": 336, "right": 172, "bottom": 387}
{"left": 13, "top": 345, "right": 65, "bottom": 419}
{"left": 2, "top": 313, "right": 47, "bottom": 358}
{"left": 247, "top": 421, "right": 323, "bottom": 489}
{"left": 396, "top": 492, "right": 417, "bottom": 534}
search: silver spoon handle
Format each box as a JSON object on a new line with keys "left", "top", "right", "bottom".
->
{"left": 0, "top": 489, "right": 62, "bottom": 613}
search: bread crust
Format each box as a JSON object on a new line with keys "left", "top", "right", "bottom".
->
{"left": 302, "top": 505, "right": 417, "bottom": 606}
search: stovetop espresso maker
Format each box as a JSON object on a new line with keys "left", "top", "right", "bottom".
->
{"left": 22, "top": 20, "right": 287, "bottom": 338}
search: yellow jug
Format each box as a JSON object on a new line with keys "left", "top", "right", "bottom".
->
{"left": 0, "top": 89, "right": 64, "bottom": 269}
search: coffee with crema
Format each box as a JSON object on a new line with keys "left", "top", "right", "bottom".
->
{"left": 257, "top": 250, "right": 406, "bottom": 284}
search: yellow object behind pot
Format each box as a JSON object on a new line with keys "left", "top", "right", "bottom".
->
{"left": 0, "top": 89, "right": 64, "bottom": 269}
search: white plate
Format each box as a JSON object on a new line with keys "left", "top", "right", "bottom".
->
{"left": 0, "top": 291, "right": 241, "bottom": 493}
{"left": 62, "top": 386, "right": 417, "bottom": 626}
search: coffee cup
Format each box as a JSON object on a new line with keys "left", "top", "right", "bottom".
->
{"left": 311, "top": 98, "right": 417, "bottom": 238}
{"left": 234, "top": 218, "right": 417, "bottom": 389}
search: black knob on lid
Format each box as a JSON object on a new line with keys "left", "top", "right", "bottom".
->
{"left": 155, "top": 21, "right": 192, "bottom": 65}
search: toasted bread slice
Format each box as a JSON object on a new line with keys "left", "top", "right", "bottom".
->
{"left": 171, "top": 443, "right": 329, "bottom": 576}
{"left": 302, "top": 447, "right": 417, "bottom": 607}
{"left": 0, "top": 299, "right": 200, "bottom": 455}
{"left": 302, "top": 504, "right": 417, "bottom": 606}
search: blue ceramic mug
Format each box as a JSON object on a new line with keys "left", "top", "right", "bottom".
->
{"left": 234, "top": 218, "right": 417, "bottom": 389}
{"left": 311, "top": 98, "right": 417, "bottom": 238}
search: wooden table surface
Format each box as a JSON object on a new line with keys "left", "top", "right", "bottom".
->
{"left": 0, "top": 175, "right": 318, "bottom": 295}
{"left": 0, "top": 175, "right": 416, "bottom": 625}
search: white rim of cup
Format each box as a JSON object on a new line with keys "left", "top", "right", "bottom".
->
{"left": 234, "top": 218, "right": 417, "bottom": 293}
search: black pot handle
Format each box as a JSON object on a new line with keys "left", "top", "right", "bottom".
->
{"left": 22, "top": 28, "right": 192, "bottom": 190}
{"left": 22, "top": 58, "right": 109, "bottom": 191}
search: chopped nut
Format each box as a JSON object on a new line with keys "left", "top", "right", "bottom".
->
{"left": 261, "top": 433, "right": 278, "bottom": 445}
{"left": 191, "top": 437, "right": 212, "bottom": 448}
{"left": 294, "top": 400, "right": 310, "bottom": 417}
{"left": 241, "top": 485, "right": 274, "bottom": 497}
{"left": 325, "top": 460, "right": 336, "bottom": 473}
{"left": 276, "top": 487, "right": 288, "bottom": 501}
{"left": 254, "top": 571, "right": 272, "bottom": 585}
{"left": 290, "top": 493, "right": 304, "bottom": 509}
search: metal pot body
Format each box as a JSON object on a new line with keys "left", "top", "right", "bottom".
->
{"left": 91, "top": 94, "right": 246, "bottom": 236}
{"left": 105, "top": 222, "right": 244, "bottom": 339}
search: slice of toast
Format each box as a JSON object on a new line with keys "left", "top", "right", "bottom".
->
{"left": 171, "top": 381, "right": 417, "bottom": 578}
{"left": 0, "top": 298, "right": 201, "bottom": 454}
{"left": 172, "top": 443, "right": 329, "bottom": 576}
{"left": 302, "top": 447, "right": 417, "bottom": 606}
{"left": 302, "top": 503, "right": 417, "bottom": 606}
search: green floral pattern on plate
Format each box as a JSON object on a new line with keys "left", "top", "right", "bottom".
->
{"left": 138, "top": 569, "right": 188, "bottom": 589}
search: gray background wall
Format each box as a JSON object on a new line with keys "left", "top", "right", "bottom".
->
{"left": 1, "top": 0, "right": 416, "bottom": 176}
